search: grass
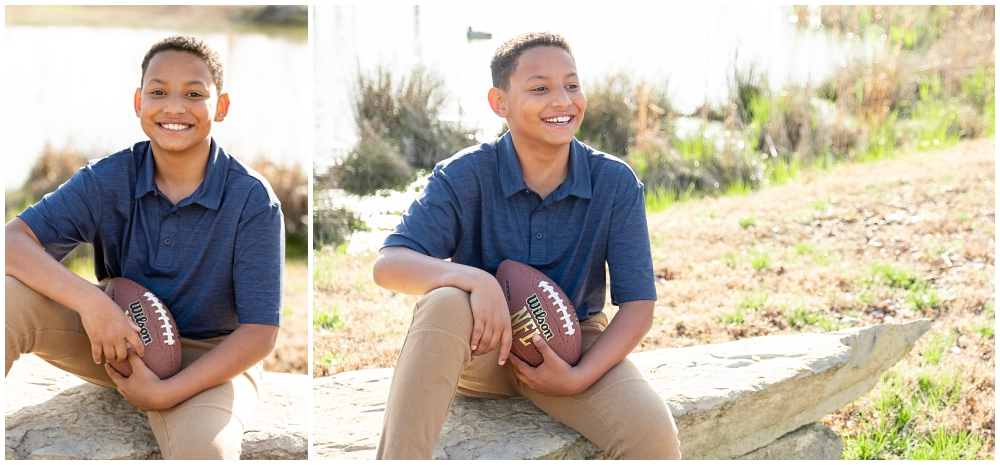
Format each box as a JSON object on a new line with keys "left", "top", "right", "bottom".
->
{"left": 920, "top": 330, "right": 956, "bottom": 365}
{"left": 738, "top": 215, "right": 757, "bottom": 229}
{"left": 843, "top": 367, "right": 982, "bottom": 459}
{"left": 720, "top": 308, "right": 745, "bottom": 325}
{"left": 314, "top": 307, "right": 347, "bottom": 330}
{"left": 737, "top": 289, "right": 768, "bottom": 312}
{"left": 744, "top": 247, "right": 772, "bottom": 271}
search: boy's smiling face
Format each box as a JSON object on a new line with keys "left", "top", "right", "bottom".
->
{"left": 134, "top": 50, "right": 228, "bottom": 159}
{"left": 490, "top": 46, "right": 586, "bottom": 155}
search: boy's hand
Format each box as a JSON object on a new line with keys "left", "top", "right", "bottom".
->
{"left": 468, "top": 272, "right": 513, "bottom": 365}
{"left": 80, "top": 294, "right": 145, "bottom": 364}
{"left": 509, "top": 334, "right": 586, "bottom": 396}
{"left": 105, "top": 349, "right": 173, "bottom": 411}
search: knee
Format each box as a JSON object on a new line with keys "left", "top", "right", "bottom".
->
{"left": 410, "top": 286, "right": 474, "bottom": 335}
{"left": 152, "top": 409, "right": 245, "bottom": 460}
{"left": 614, "top": 394, "right": 682, "bottom": 460}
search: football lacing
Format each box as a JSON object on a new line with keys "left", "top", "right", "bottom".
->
{"left": 538, "top": 281, "right": 576, "bottom": 336}
{"left": 144, "top": 292, "right": 176, "bottom": 345}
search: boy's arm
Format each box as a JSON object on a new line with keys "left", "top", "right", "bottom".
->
{"left": 373, "top": 246, "right": 513, "bottom": 363}
{"left": 106, "top": 322, "right": 278, "bottom": 411}
{"left": 509, "top": 299, "right": 653, "bottom": 396}
{"left": 5, "top": 218, "right": 145, "bottom": 363}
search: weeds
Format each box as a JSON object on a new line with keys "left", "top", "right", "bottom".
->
{"left": 720, "top": 308, "right": 745, "bottom": 325}
{"left": 314, "top": 307, "right": 347, "bottom": 331}
{"left": 738, "top": 215, "right": 757, "bottom": 229}
{"left": 737, "top": 289, "right": 769, "bottom": 312}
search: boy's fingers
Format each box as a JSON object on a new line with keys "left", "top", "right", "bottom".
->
{"left": 92, "top": 344, "right": 103, "bottom": 364}
{"left": 497, "top": 326, "right": 512, "bottom": 365}
{"left": 127, "top": 332, "right": 145, "bottom": 357}
{"left": 533, "top": 334, "right": 556, "bottom": 362}
{"left": 469, "top": 319, "right": 485, "bottom": 352}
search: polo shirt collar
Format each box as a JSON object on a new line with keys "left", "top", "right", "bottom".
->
{"left": 497, "top": 132, "right": 593, "bottom": 200}
{"left": 134, "top": 139, "right": 229, "bottom": 210}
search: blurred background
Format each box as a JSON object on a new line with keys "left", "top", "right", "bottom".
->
{"left": 310, "top": 5, "right": 994, "bottom": 459}
{"left": 4, "top": 5, "right": 309, "bottom": 374}
{"left": 312, "top": 4, "right": 993, "bottom": 253}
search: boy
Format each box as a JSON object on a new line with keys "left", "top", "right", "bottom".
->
{"left": 5, "top": 35, "right": 284, "bottom": 460}
{"left": 372, "top": 32, "right": 681, "bottom": 459}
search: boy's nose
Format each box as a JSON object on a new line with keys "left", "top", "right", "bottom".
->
{"left": 550, "top": 88, "right": 571, "bottom": 108}
{"left": 163, "top": 96, "right": 186, "bottom": 114}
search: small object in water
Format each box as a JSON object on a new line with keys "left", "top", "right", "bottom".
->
{"left": 467, "top": 26, "right": 492, "bottom": 40}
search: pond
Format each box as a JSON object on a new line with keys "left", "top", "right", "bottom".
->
{"left": 312, "top": 4, "right": 851, "bottom": 253}
{"left": 5, "top": 25, "right": 310, "bottom": 188}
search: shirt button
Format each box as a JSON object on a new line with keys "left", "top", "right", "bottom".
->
{"left": 164, "top": 238, "right": 171, "bottom": 245}
{"left": 535, "top": 232, "right": 543, "bottom": 240}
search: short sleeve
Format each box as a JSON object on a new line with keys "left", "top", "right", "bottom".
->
{"left": 382, "top": 165, "right": 464, "bottom": 259}
{"left": 606, "top": 171, "right": 656, "bottom": 305}
{"left": 232, "top": 183, "right": 284, "bottom": 326}
{"left": 18, "top": 164, "right": 104, "bottom": 262}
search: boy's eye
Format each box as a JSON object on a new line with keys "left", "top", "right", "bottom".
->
{"left": 567, "top": 84, "right": 580, "bottom": 90}
{"left": 150, "top": 90, "right": 165, "bottom": 95}
{"left": 531, "top": 86, "right": 547, "bottom": 92}
{"left": 187, "top": 91, "right": 204, "bottom": 98}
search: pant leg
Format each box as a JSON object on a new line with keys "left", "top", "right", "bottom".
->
{"left": 5, "top": 276, "right": 116, "bottom": 388}
{"left": 147, "top": 337, "right": 262, "bottom": 460}
{"left": 377, "top": 286, "right": 518, "bottom": 459}
{"left": 518, "top": 313, "right": 682, "bottom": 460}
{"left": 6, "top": 276, "right": 260, "bottom": 460}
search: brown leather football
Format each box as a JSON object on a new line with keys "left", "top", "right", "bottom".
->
{"left": 496, "top": 260, "right": 582, "bottom": 367}
{"left": 105, "top": 277, "right": 182, "bottom": 379}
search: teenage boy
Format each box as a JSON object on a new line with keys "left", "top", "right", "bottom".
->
{"left": 372, "top": 32, "right": 681, "bottom": 459}
{"left": 5, "top": 35, "right": 283, "bottom": 460}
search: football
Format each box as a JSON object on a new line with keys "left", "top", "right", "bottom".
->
{"left": 105, "top": 277, "right": 182, "bottom": 379}
{"left": 495, "top": 260, "right": 582, "bottom": 367}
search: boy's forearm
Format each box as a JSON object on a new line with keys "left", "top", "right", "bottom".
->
{"left": 156, "top": 323, "right": 278, "bottom": 409}
{"left": 6, "top": 218, "right": 106, "bottom": 315}
{"left": 573, "top": 300, "right": 654, "bottom": 389}
{"left": 373, "top": 246, "right": 491, "bottom": 295}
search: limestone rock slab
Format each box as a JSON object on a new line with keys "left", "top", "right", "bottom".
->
{"left": 312, "top": 320, "right": 929, "bottom": 460}
{"left": 5, "top": 355, "right": 307, "bottom": 460}
{"left": 737, "top": 422, "right": 843, "bottom": 459}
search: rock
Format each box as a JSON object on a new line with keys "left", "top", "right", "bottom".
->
{"left": 312, "top": 320, "right": 929, "bottom": 459}
{"left": 5, "top": 355, "right": 307, "bottom": 460}
{"left": 737, "top": 423, "right": 842, "bottom": 459}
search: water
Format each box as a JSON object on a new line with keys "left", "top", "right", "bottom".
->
{"left": 312, "top": 4, "right": 850, "bottom": 252}
{"left": 5, "top": 26, "right": 310, "bottom": 188}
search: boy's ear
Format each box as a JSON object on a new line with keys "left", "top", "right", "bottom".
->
{"left": 133, "top": 88, "right": 142, "bottom": 117}
{"left": 488, "top": 87, "right": 508, "bottom": 117}
{"left": 214, "top": 93, "right": 230, "bottom": 122}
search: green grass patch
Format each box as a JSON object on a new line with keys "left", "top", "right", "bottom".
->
{"left": 744, "top": 247, "right": 772, "bottom": 271}
{"left": 738, "top": 215, "right": 757, "bottom": 229}
{"left": 316, "top": 352, "right": 341, "bottom": 368}
{"left": 809, "top": 199, "right": 830, "bottom": 211}
{"left": 721, "top": 252, "right": 738, "bottom": 269}
{"left": 862, "top": 261, "right": 924, "bottom": 291}
{"left": 314, "top": 307, "right": 347, "bottom": 330}
{"left": 905, "top": 282, "right": 953, "bottom": 311}
{"left": 921, "top": 330, "right": 956, "bottom": 365}
{"left": 737, "top": 289, "right": 768, "bottom": 312}
{"left": 973, "top": 302, "right": 994, "bottom": 339}
{"left": 720, "top": 308, "right": 745, "bottom": 325}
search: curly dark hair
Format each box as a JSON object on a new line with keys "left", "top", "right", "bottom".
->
{"left": 490, "top": 32, "right": 574, "bottom": 91}
{"left": 140, "top": 35, "right": 224, "bottom": 92}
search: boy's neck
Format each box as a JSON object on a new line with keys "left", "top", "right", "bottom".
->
{"left": 510, "top": 135, "right": 571, "bottom": 200}
{"left": 151, "top": 141, "right": 212, "bottom": 205}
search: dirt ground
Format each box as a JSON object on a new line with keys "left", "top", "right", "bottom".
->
{"left": 264, "top": 260, "right": 308, "bottom": 374}
{"left": 312, "top": 137, "right": 994, "bottom": 453}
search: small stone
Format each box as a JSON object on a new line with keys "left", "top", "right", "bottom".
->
{"left": 752, "top": 355, "right": 761, "bottom": 362}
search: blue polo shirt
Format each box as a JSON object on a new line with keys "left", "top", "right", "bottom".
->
{"left": 19, "top": 140, "right": 284, "bottom": 339}
{"left": 383, "top": 132, "right": 655, "bottom": 321}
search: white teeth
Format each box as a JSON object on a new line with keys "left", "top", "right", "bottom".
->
{"left": 160, "top": 123, "right": 189, "bottom": 131}
{"left": 543, "top": 116, "right": 571, "bottom": 123}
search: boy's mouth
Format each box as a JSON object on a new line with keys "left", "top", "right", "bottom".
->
{"left": 159, "top": 123, "right": 191, "bottom": 131}
{"left": 542, "top": 116, "right": 572, "bottom": 124}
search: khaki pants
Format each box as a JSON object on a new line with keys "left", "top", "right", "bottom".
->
{"left": 376, "top": 287, "right": 682, "bottom": 459}
{"left": 5, "top": 276, "right": 261, "bottom": 460}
